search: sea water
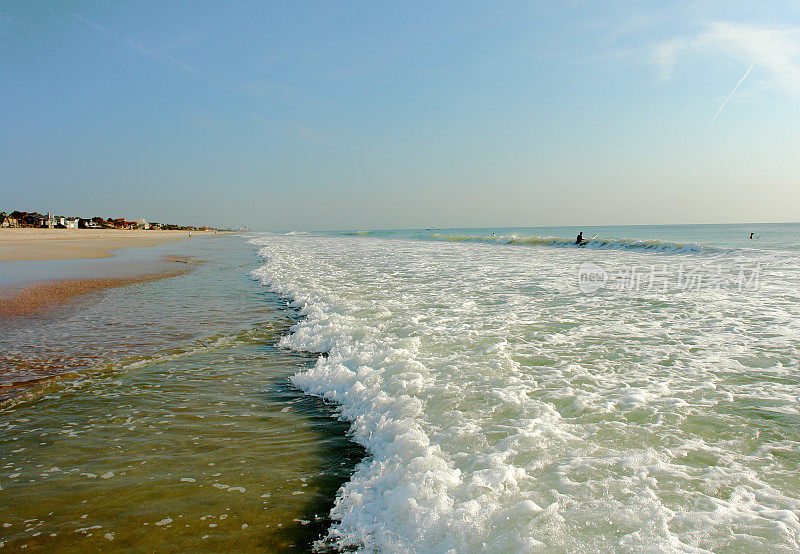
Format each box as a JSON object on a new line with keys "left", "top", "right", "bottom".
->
{"left": 251, "top": 224, "right": 800, "bottom": 552}
{"left": 0, "top": 236, "right": 363, "bottom": 551}
{"left": 2, "top": 225, "right": 799, "bottom": 552}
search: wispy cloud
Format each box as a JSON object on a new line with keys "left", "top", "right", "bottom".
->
{"left": 652, "top": 22, "right": 800, "bottom": 94}
{"left": 75, "top": 14, "right": 202, "bottom": 77}
{"left": 652, "top": 39, "right": 684, "bottom": 81}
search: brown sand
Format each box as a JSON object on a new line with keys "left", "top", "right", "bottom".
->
{"left": 0, "top": 267, "right": 191, "bottom": 318}
{"left": 0, "top": 228, "right": 222, "bottom": 262}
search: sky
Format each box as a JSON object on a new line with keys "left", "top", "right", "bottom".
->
{"left": 1, "top": 1, "right": 799, "bottom": 230}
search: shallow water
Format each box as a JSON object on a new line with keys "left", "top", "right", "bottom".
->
{"left": 251, "top": 225, "right": 800, "bottom": 552}
{"left": 0, "top": 236, "right": 364, "bottom": 551}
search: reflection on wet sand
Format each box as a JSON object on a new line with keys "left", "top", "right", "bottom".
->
{"left": 0, "top": 267, "right": 190, "bottom": 318}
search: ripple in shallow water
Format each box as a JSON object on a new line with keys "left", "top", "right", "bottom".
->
{"left": 0, "top": 236, "right": 366, "bottom": 551}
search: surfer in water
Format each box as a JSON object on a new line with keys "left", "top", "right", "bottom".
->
{"left": 749, "top": 232, "right": 754, "bottom": 239}
{"left": 575, "top": 232, "right": 584, "bottom": 245}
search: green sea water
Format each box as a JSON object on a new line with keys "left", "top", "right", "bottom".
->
{"left": 0, "top": 236, "right": 363, "bottom": 551}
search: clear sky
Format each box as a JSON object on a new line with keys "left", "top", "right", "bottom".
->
{"left": 2, "top": 1, "right": 799, "bottom": 230}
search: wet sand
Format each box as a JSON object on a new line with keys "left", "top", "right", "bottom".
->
{"left": 0, "top": 268, "right": 190, "bottom": 318}
{"left": 0, "top": 234, "right": 199, "bottom": 389}
{"left": 0, "top": 261, "right": 194, "bottom": 397}
{"left": 0, "top": 228, "right": 221, "bottom": 262}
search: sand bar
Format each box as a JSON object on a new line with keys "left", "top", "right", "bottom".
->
{"left": 0, "top": 228, "right": 221, "bottom": 262}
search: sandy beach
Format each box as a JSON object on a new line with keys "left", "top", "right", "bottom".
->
{"left": 0, "top": 228, "right": 211, "bottom": 319}
{"left": 0, "top": 229, "right": 203, "bottom": 393}
{"left": 0, "top": 228, "right": 221, "bottom": 262}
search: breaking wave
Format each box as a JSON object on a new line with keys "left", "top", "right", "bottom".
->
{"left": 430, "top": 233, "right": 716, "bottom": 254}
{"left": 248, "top": 233, "right": 800, "bottom": 552}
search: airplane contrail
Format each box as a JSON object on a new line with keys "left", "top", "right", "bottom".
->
{"left": 711, "top": 63, "right": 754, "bottom": 123}
{"left": 75, "top": 14, "right": 202, "bottom": 76}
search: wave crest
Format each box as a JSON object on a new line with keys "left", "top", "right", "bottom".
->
{"left": 430, "top": 233, "right": 713, "bottom": 254}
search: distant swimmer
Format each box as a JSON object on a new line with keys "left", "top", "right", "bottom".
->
{"left": 575, "top": 232, "right": 584, "bottom": 245}
{"left": 749, "top": 232, "right": 754, "bottom": 239}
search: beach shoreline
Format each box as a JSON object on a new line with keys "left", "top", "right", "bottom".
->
{"left": 0, "top": 228, "right": 213, "bottom": 319}
{"left": 0, "top": 228, "right": 224, "bottom": 262}
{"left": 0, "top": 266, "right": 192, "bottom": 320}
{"left": 0, "top": 252, "right": 197, "bottom": 394}
{"left": 0, "top": 234, "right": 366, "bottom": 551}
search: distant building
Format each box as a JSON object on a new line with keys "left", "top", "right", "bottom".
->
{"left": 27, "top": 212, "right": 55, "bottom": 228}
{"left": 79, "top": 218, "right": 101, "bottom": 229}
{"left": 1, "top": 215, "right": 19, "bottom": 227}
{"left": 136, "top": 218, "right": 150, "bottom": 230}
{"left": 52, "top": 216, "right": 78, "bottom": 229}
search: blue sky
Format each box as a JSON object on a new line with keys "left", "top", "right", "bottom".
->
{"left": 2, "top": 1, "right": 799, "bottom": 230}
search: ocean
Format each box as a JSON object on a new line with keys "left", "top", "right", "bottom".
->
{"left": 2, "top": 223, "right": 800, "bottom": 551}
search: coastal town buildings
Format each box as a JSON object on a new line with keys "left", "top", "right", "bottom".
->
{"left": 1, "top": 210, "right": 214, "bottom": 232}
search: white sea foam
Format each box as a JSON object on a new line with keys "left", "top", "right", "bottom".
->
{"left": 250, "top": 234, "right": 800, "bottom": 552}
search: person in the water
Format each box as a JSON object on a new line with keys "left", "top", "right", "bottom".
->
{"left": 575, "top": 232, "right": 584, "bottom": 245}
{"left": 749, "top": 232, "right": 754, "bottom": 239}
